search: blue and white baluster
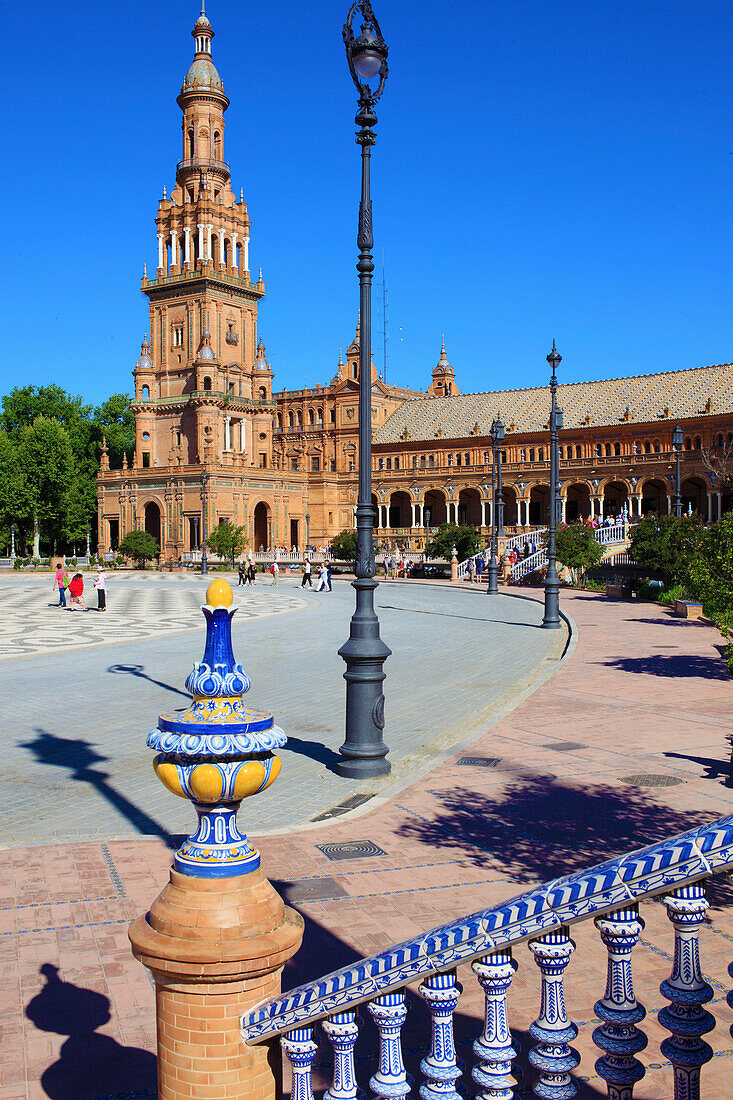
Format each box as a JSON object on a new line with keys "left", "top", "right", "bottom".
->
{"left": 368, "top": 992, "right": 411, "bottom": 1100}
{"left": 528, "top": 928, "right": 580, "bottom": 1099}
{"left": 418, "top": 970, "right": 462, "bottom": 1100}
{"left": 472, "top": 949, "right": 519, "bottom": 1100}
{"left": 593, "top": 906, "right": 647, "bottom": 1099}
{"left": 658, "top": 884, "right": 715, "bottom": 1100}
{"left": 324, "top": 1011, "right": 362, "bottom": 1100}
{"left": 282, "top": 1026, "right": 318, "bottom": 1100}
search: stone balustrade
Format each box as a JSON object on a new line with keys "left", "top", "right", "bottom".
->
{"left": 242, "top": 817, "right": 733, "bottom": 1099}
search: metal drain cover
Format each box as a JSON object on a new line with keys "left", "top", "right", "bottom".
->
{"left": 316, "top": 840, "right": 387, "bottom": 861}
{"left": 543, "top": 742, "right": 587, "bottom": 751}
{"left": 456, "top": 757, "right": 502, "bottom": 767}
{"left": 619, "top": 774, "right": 684, "bottom": 788}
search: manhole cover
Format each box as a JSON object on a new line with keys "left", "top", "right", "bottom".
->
{"left": 456, "top": 757, "right": 502, "bottom": 767}
{"left": 311, "top": 793, "right": 375, "bottom": 822}
{"left": 275, "top": 877, "right": 349, "bottom": 903}
{"left": 619, "top": 774, "right": 684, "bottom": 788}
{"left": 543, "top": 742, "right": 587, "bottom": 751}
{"left": 316, "top": 840, "right": 387, "bottom": 861}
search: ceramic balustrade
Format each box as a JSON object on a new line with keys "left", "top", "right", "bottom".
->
{"left": 244, "top": 814, "right": 733, "bottom": 1100}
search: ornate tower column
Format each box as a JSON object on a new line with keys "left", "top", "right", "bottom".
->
{"left": 129, "top": 578, "right": 303, "bottom": 1100}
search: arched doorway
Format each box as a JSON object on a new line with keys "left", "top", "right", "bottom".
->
{"left": 501, "top": 486, "right": 518, "bottom": 529}
{"left": 680, "top": 477, "right": 707, "bottom": 517}
{"left": 641, "top": 478, "right": 668, "bottom": 516}
{"left": 388, "top": 491, "right": 412, "bottom": 530}
{"left": 423, "top": 489, "right": 447, "bottom": 529}
{"left": 253, "top": 502, "right": 269, "bottom": 551}
{"left": 144, "top": 502, "right": 161, "bottom": 553}
{"left": 529, "top": 485, "right": 550, "bottom": 526}
{"left": 602, "top": 480, "right": 629, "bottom": 519}
{"left": 458, "top": 487, "right": 482, "bottom": 527}
{"left": 564, "top": 482, "right": 591, "bottom": 523}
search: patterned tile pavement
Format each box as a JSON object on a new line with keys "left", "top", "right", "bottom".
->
{"left": 2, "top": 587, "right": 733, "bottom": 1098}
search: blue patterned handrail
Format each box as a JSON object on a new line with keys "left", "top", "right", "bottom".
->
{"left": 241, "top": 813, "right": 733, "bottom": 1043}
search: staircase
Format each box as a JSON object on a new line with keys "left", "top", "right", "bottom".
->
{"left": 242, "top": 816, "right": 733, "bottom": 1099}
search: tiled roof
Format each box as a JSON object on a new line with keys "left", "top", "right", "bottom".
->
{"left": 373, "top": 363, "right": 733, "bottom": 444}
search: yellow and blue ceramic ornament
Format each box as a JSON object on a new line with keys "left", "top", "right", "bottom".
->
{"left": 147, "top": 579, "right": 285, "bottom": 878}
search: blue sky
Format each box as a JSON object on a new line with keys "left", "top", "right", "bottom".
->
{"left": 4, "top": 1, "right": 733, "bottom": 404}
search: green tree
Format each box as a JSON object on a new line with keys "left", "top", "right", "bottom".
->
{"left": 330, "top": 529, "right": 358, "bottom": 562}
{"left": 93, "top": 393, "right": 135, "bottom": 469}
{"left": 119, "top": 529, "right": 159, "bottom": 567}
{"left": 550, "top": 522, "right": 604, "bottom": 584}
{"left": 425, "top": 523, "right": 480, "bottom": 562}
{"left": 15, "top": 417, "right": 76, "bottom": 556}
{"left": 205, "top": 521, "right": 248, "bottom": 566}
{"left": 0, "top": 429, "right": 22, "bottom": 545}
{"left": 686, "top": 512, "right": 733, "bottom": 639}
{"left": 629, "top": 514, "right": 704, "bottom": 585}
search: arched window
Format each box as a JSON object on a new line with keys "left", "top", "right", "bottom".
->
{"left": 538, "top": 447, "right": 544, "bottom": 461}
{"left": 465, "top": 452, "right": 470, "bottom": 466}
{"left": 308, "top": 409, "right": 315, "bottom": 426}
{"left": 575, "top": 445, "right": 581, "bottom": 459}
{"left": 213, "top": 130, "right": 222, "bottom": 159}
{"left": 353, "top": 363, "right": 358, "bottom": 379}
{"left": 717, "top": 433, "right": 724, "bottom": 447}
{"left": 141, "top": 385, "right": 149, "bottom": 401}
{"left": 187, "top": 128, "right": 194, "bottom": 158}
{"left": 653, "top": 440, "right": 660, "bottom": 453}
{"left": 317, "top": 407, "right": 323, "bottom": 427}
{"left": 614, "top": 442, "right": 621, "bottom": 456}
{"left": 456, "top": 453, "right": 462, "bottom": 466}
{"left": 595, "top": 444, "right": 602, "bottom": 457}
{"left": 684, "top": 437, "right": 692, "bottom": 450}
{"left": 203, "top": 377, "right": 212, "bottom": 392}
{"left": 288, "top": 411, "right": 294, "bottom": 429}
{"left": 694, "top": 435, "right": 702, "bottom": 450}
{"left": 604, "top": 443, "right": 611, "bottom": 457}
{"left": 258, "top": 386, "right": 267, "bottom": 401}
{"left": 428, "top": 455, "right": 435, "bottom": 468}
{"left": 644, "top": 441, "right": 651, "bottom": 454}
{"left": 297, "top": 410, "right": 303, "bottom": 428}
{"left": 330, "top": 408, "right": 335, "bottom": 423}
{"left": 276, "top": 415, "right": 282, "bottom": 431}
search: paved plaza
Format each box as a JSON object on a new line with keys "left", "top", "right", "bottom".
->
{"left": 2, "top": 578, "right": 732, "bottom": 1098}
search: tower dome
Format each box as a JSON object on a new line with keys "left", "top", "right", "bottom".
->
{"left": 183, "top": 58, "right": 224, "bottom": 92}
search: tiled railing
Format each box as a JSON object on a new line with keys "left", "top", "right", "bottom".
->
{"left": 241, "top": 815, "right": 733, "bottom": 1099}
{"left": 511, "top": 548, "right": 547, "bottom": 581}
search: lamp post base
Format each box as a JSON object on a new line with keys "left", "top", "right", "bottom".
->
{"left": 338, "top": 576, "right": 392, "bottom": 779}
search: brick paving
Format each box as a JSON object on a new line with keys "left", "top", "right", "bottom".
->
{"left": 2, "top": 589, "right": 733, "bottom": 1098}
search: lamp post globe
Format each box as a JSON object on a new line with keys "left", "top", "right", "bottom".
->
{"left": 672, "top": 424, "right": 683, "bottom": 518}
{"left": 543, "top": 342, "right": 562, "bottom": 630}
{"left": 337, "top": 1, "right": 391, "bottom": 779}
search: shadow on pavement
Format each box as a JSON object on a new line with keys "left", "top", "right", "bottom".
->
{"left": 108, "top": 662, "right": 191, "bottom": 699}
{"left": 25, "top": 964, "right": 156, "bottom": 1099}
{"left": 665, "top": 750, "right": 733, "bottom": 787}
{"left": 20, "top": 728, "right": 178, "bottom": 848}
{"left": 600, "top": 654, "right": 730, "bottom": 679}
{"left": 379, "top": 604, "right": 543, "bottom": 628}
{"left": 281, "top": 735, "right": 342, "bottom": 773}
{"left": 396, "top": 769, "right": 714, "bottom": 889}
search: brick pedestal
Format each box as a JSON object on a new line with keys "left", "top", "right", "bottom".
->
{"left": 130, "top": 866, "right": 303, "bottom": 1100}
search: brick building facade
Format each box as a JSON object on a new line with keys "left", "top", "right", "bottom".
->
{"left": 97, "top": 10, "right": 733, "bottom": 560}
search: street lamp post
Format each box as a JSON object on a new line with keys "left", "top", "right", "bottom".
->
{"left": 201, "top": 473, "right": 209, "bottom": 576}
{"left": 543, "top": 342, "right": 563, "bottom": 630}
{"left": 305, "top": 513, "right": 310, "bottom": 552}
{"left": 337, "top": 1, "right": 391, "bottom": 779}
{"left": 487, "top": 414, "right": 505, "bottom": 595}
{"left": 424, "top": 506, "right": 431, "bottom": 555}
{"left": 86, "top": 523, "right": 91, "bottom": 558}
{"left": 672, "top": 425, "right": 683, "bottom": 518}
{"left": 10, "top": 523, "right": 16, "bottom": 559}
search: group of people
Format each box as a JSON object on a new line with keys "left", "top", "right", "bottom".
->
{"left": 52, "top": 564, "right": 107, "bottom": 611}
{"left": 584, "top": 511, "right": 629, "bottom": 528}
{"left": 237, "top": 561, "right": 259, "bottom": 586}
{"left": 300, "top": 558, "right": 332, "bottom": 591}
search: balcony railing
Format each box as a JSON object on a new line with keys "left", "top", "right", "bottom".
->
{"left": 144, "top": 268, "right": 263, "bottom": 292}
{"left": 176, "top": 156, "right": 230, "bottom": 174}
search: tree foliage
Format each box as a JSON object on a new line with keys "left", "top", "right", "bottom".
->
{"left": 426, "top": 523, "right": 480, "bottom": 562}
{"left": 0, "top": 384, "right": 134, "bottom": 554}
{"left": 551, "top": 523, "right": 604, "bottom": 580}
{"left": 119, "top": 530, "right": 159, "bottom": 566}
{"left": 629, "top": 514, "right": 704, "bottom": 585}
{"left": 685, "top": 511, "right": 733, "bottom": 638}
{"left": 205, "top": 521, "right": 248, "bottom": 565}
{"left": 330, "top": 529, "right": 358, "bottom": 562}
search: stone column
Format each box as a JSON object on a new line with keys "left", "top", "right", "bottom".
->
{"left": 219, "top": 230, "right": 226, "bottom": 266}
{"left": 183, "top": 226, "right": 191, "bottom": 265}
{"left": 450, "top": 547, "right": 459, "bottom": 582}
{"left": 411, "top": 502, "right": 417, "bottom": 527}
{"left": 157, "top": 233, "right": 164, "bottom": 270}
{"left": 561, "top": 498, "right": 567, "bottom": 523}
{"left": 667, "top": 494, "right": 672, "bottom": 514}
{"left": 417, "top": 503, "right": 423, "bottom": 526}
{"left": 198, "top": 223, "right": 204, "bottom": 261}
{"left": 129, "top": 581, "right": 303, "bottom": 1100}
{"left": 707, "top": 492, "right": 712, "bottom": 522}
{"left": 231, "top": 232, "right": 238, "bottom": 268}
{"left": 224, "top": 416, "right": 231, "bottom": 451}
{"left": 480, "top": 500, "right": 487, "bottom": 527}
{"left": 206, "top": 224, "right": 213, "bottom": 261}
{"left": 170, "top": 230, "right": 178, "bottom": 267}
{"left": 717, "top": 491, "right": 722, "bottom": 521}
{"left": 243, "top": 236, "right": 250, "bottom": 275}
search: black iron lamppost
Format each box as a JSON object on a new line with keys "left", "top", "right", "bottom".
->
{"left": 424, "top": 506, "right": 431, "bottom": 555}
{"left": 305, "top": 513, "right": 311, "bottom": 552}
{"left": 672, "top": 425, "right": 683, "bottom": 518}
{"left": 337, "top": 1, "right": 391, "bottom": 779}
{"left": 201, "top": 472, "right": 210, "bottom": 576}
{"left": 543, "top": 342, "right": 563, "bottom": 629}
{"left": 487, "top": 414, "right": 505, "bottom": 595}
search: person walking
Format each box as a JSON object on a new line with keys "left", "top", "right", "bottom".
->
{"left": 476, "top": 555, "right": 484, "bottom": 582}
{"left": 238, "top": 562, "right": 246, "bottom": 586}
{"left": 93, "top": 566, "right": 107, "bottom": 611}
{"left": 301, "top": 558, "right": 313, "bottom": 588}
{"left": 326, "top": 560, "right": 332, "bottom": 591}
{"left": 247, "top": 561, "right": 256, "bottom": 586}
{"left": 68, "top": 572, "right": 86, "bottom": 611}
{"left": 316, "top": 562, "right": 329, "bottom": 591}
{"left": 53, "top": 562, "right": 69, "bottom": 608}
{"left": 271, "top": 560, "right": 279, "bottom": 586}
{"left": 467, "top": 557, "right": 475, "bottom": 583}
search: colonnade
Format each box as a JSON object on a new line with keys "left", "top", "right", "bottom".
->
{"left": 157, "top": 226, "right": 250, "bottom": 274}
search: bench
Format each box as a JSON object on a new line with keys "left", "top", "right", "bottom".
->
{"left": 674, "top": 599, "right": 703, "bottom": 620}
{"left": 605, "top": 584, "right": 625, "bottom": 599}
